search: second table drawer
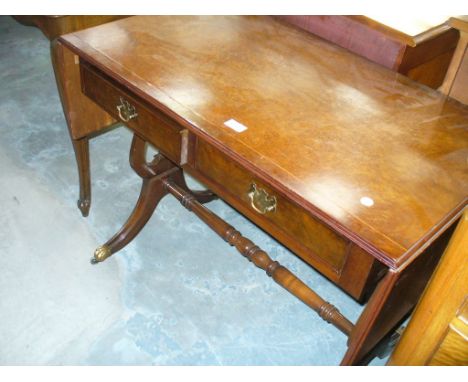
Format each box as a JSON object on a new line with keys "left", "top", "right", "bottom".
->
{"left": 194, "top": 140, "right": 350, "bottom": 275}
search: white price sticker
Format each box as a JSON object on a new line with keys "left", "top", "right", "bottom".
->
{"left": 224, "top": 119, "right": 248, "bottom": 133}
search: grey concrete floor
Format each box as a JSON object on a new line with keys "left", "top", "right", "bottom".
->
{"left": 0, "top": 16, "right": 386, "bottom": 365}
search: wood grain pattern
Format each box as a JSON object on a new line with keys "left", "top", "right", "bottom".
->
{"left": 80, "top": 61, "right": 183, "bottom": 164}
{"left": 91, "top": 134, "right": 216, "bottom": 263}
{"left": 93, "top": 133, "right": 355, "bottom": 335}
{"left": 51, "top": 40, "right": 116, "bottom": 216}
{"left": 398, "top": 28, "right": 459, "bottom": 88}
{"left": 429, "top": 313, "right": 468, "bottom": 365}
{"left": 59, "top": 16, "right": 468, "bottom": 365}
{"left": 387, "top": 210, "right": 468, "bottom": 365}
{"left": 337, "top": 245, "right": 386, "bottom": 302}
{"left": 195, "top": 140, "right": 348, "bottom": 272}
{"left": 51, "top": 40, "right": 115, "bottom": 140}
{"left": 450, "top": 16, "right": 468, "bottom": 33}
{"left": 449, "top": 49, "right": 468, "bottom": 105}
{"left": 404, "top": 50, "right": 455, "bottom": 90}
{"left": 342, "top": 220, "right": 456, "bottom": 365}
{"left": 397, "top": 28, "right": 459, "bottom": 72}
{"left": 192, "top": 138, "right": 384, "bottom": 301}
{"left": 16, "top": 17, "right": 128, "bottom": 217}
{"left": 440, "top": 17, "right": 468, "bottom": 106}
{"left": 59, "top": 16, "right": 468, "bottom": 270}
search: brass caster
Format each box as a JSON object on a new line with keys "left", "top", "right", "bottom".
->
{"left": 91, "top": 245, "right": 112, "bottom": 264}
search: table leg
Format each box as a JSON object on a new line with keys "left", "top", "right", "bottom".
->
{"left": 92, "top": 134, "right": 355, "bottom": 337}
{"left": 92, "top": 170, "right": 169, "bottom": 263}
{"left": 92, "top": 134, "right": 216, "bottom": 263}
{"left": 72, "top": 137, "right": 91, "bottom": 217}
{"left": 51, "top": 39, "right": 116, "bottom": 217}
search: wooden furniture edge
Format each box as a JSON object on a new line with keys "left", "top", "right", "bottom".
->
{"left": 350, "top": 15, "right": 452, "bottom": 47}
{"left": 341, "top": 223, "right": 457, "bottom": 365}
{"left": 58, "top": 31, "right": 466, "bottom": 271}
{"left": 387, "top": 209, "right": 468, "bottom": 365}
{"left": 449, "top": 16, "right": 468, "bottom": 33}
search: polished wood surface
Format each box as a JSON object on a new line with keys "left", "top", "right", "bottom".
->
{"left": 388, "top": 209, "right": 468, "bottom": 365}
{"left": 450, "top": 15, "right": 468, "bottom": 32}
{"left": 52, "top": 40, "right": 115, "bottom": 140}
{"left": 398, "top": 28, "right": 459, "bottom": 87}
{"left": 13, "top": 15, "right": 127, "bottom": 40}
{"left": 51, "top": 39, "right": 116, "bottom": 216}
{"left": 429, "top": 303, "right": 468, "bottom": 365}
{"left": 91, "top": 135, "right": 216, "bottom": 264}
{"left": 56, "top": 16, "right": 468, "bottom": 365}
{"left": 59, "top": 16, "right": 468, "bottom": 270}
{"left": 191, "top": 138, "right": 384, "bottom": 301}
{"left": 440, "top": 16, "right": 468, "bottom": 105}
{"left": 351, "top": 15, "right": 451, "bottom": 46}
{"left": 82, "top": 57, "right": 385, "bottom": 302}
{"left": 276, "top": 15, "right": 458, "bottom": 88}
{"left": 80, "top": 48, "right": 378, "bottom": 300}
{"left": 343, "top": 223, "right": 455, "bottom": 364}
{"left": 93, "top": 133, "right": 355, "bottom": 335}
{"left": 81, "top": 61, "right": 184, "bottom": 163}
{"left": 14, "top": 16, "right": 126, "bottom": 216}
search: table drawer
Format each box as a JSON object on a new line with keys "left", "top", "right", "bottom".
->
{"left": 195, "top": 141, "right": 348, "bottom": 270}
{"left": 192, "top": 140, "right": 384, "bottom": 301}
{"left": 80, "top": 61, "right": 183, "bottom": 163}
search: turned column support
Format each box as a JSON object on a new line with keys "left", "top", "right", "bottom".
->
{"left": 163, "top": 179, "right": 355, "bottom": 336}
{"left": 92, "top": 134, "right": 354, "bottom": 336}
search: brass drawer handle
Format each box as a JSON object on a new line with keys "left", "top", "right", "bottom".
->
{"left": 116, "top": 97, "right": 138, "bottom": 122}
{"left": 248, "top": 182, "right": 277, "bottom": 214}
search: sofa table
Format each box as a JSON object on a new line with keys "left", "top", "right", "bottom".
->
{"left": 56, "top": 16, "right": 468, "bottom": 365}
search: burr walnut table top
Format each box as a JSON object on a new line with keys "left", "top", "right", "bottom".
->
{"left": 60, "top": 16, "right": 468, "bottom": 269}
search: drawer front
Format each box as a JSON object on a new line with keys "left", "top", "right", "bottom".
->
{"left": 80, "top": 61, "right": 182, "bottom": 163}
{"left": 194, "top": 140, "right": 350, "bottom": 275}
